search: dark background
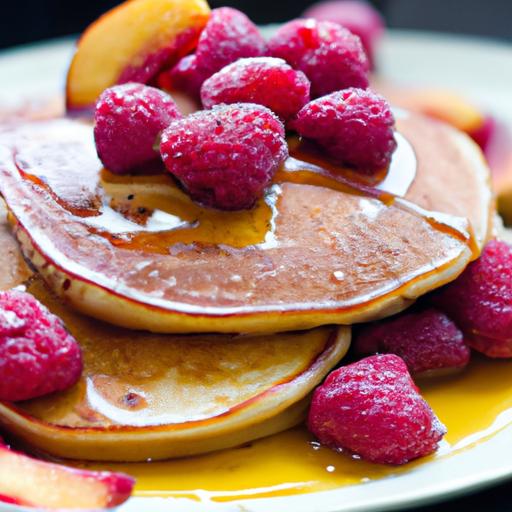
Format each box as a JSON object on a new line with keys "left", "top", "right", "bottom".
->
{"left": 1, "top": 0, "right": 512, "bottom": 49}
{"left": 0, "top": 0, "right": 511, "bottom": 510}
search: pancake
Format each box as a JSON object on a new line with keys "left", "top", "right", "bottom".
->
{"left": 0, "top": 185, "right": 350, "bottom": 461}
{"left": 0, "top": 112, "right": 492, "bottom": 334}
{"left": 0, "top": 278, "right": 349, "bottom": 461}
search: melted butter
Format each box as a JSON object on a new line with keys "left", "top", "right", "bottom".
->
{"left": 82, "top": 356, "right": 512, "bottom": 501}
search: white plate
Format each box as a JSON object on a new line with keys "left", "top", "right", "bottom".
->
{"left": 0, "top": 30, "right": 511, "bottom": 512}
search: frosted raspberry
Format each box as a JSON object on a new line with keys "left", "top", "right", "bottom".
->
{"left": 166, "top": 54, "right": 206, "bottom": 99}
{"left": 354, "top": 308, "right": 471, "bottom": 376}
{"left": 0, "top": 290, "right": 82, "bottom": 402}
{"left": 292, "top": 88, "right": 396, "bottom": 172}
{"left": 94, "top": 83, "right": 182, "bottom": 174}
{"left": 198, "top": 8, "right": 266, "bottom": 76}
{"left": 160, "top": 104, "right": 287, "bottom": 210}
{"left": 168, "top": 9, "right": 267, "bottom": 98}
{"left": 268, "top": 18, "right": 369, "bottom": 97}
{"left": 201, "top": 57, "right": 311, "bottom": 123}
{"left": 431, "top": 239, "right": 512, "bottom": 358}
{"left": 303, "top": 1, "right": 385, "bottom": 68}
{"left": 308, "top": 354, "right": 446, "bottom": 465}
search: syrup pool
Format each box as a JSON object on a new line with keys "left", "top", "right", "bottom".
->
{"left": 84, "top": 356, "right": 512, "bottom": 502}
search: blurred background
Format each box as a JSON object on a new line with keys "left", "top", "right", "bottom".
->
{"left": 0, "top": 0, "right": 511, "bottom": 49}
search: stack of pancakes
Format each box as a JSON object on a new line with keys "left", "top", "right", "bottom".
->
{"left": 0, "top": 102, "right": 493, "bottom": 461}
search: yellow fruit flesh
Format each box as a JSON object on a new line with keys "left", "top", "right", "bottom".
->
{"left": 66, "top": 0, "right": 210, "bottom": 110}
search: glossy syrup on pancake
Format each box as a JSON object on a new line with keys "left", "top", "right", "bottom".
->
{"left": 0, "top": 112, "right": 491, "bottom": 333}
{"left": 83, "top": 356, "right": 512, "bottom": 501}
{"left": 0, "top": 277, "right": 351, "bottom": 460}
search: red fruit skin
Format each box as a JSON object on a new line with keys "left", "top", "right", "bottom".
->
{"left": 303, "top": 0, "right": 385, "bottom": 68}
{"left": 469, "top": 114, "right": 496, "bottom": 153}
{"left": 197, "top": 7, "right": 267, "bottom": 76}
{"left": 0, "top": 290, "right": 82, "bottom": 402}
{"left": 308, "top": 354, "right": 446, "bottom": 465}
{"left": 292, "top": 87, "right": 396, "bottom": 172}
{"left": 94, "top": 83, "right": 182, "bottom": 174}
{"left": 0, "top": 495, "right": 24, "bottom": 506}
{"left": 268, "top": 18, "right": 369, "bottom": 98}
{"left": 96, "top": 472, "right": 136, "bottom": 507}
{"left": 354, "top": 308, "right": 471, "bottom": 376}
{"left": 201, "top": 57, "right": 311, "bottom": 123}
{"left": 160, "top": 103, "right": 288, "bottom": 211}
{"left": 0, "top": 444, "right": 135, "bottom": 508}
{"left": 431, "top": 239, "right": 512, "bottom": 358}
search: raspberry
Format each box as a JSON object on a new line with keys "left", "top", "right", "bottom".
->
{"left": 94, "top": 83, "right": 182, "bottom": 174}
{"left": 160, "top": 104, "right": 287, "bottom": 210}
{"left": 168, "top": 8, "right": 267, "bottom": 98}
{"left": 303, "top": 1, "right": 385, "bottom": 69}
{"left": 292, "top": 88, "right": 396, "bottom": 172}
{"left": 0, "top": 290, "right": 82, "bottom": 402}
{"left": 198, "top": 7, "right": 266, "bottom": 76}
{"left": 268, "top": 19, "right": 369, "bottom": 98}
{"left": 201, "top": 57, "right": 311, "bottom": 123}
{"left": 354, "top": 308, "right": 471, "bottom": 376}
{"left": 308, "top": 354, "right": 446, "bottom": 465}
{"left": 431, "top": 239, "right": 512, "bottom": 358}
{"left": 166, "top": 54, "right": 205, "bottom": 99}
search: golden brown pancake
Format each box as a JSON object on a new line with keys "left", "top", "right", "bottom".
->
{"left": 0, "top": 112, "right": 492, "bottom": 334}
{"left": 0, "top": 192, "right": 350, "bottom": 462}
{"left": 0, "top": 278, "right": 350, "bottom": 461}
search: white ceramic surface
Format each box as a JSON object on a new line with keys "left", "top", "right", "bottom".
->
{"left": 0, "top": 30, "right": 511, "bottom": 512}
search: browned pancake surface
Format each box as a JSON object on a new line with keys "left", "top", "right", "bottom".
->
{"left": 0, "top": 113, "right": 491, "bottom": 332}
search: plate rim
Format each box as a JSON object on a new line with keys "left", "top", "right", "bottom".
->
{"left": 0, "top": 30, "right": 511, "bottom": 512}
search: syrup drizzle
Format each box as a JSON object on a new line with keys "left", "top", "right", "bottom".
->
{"left": 79, "top": 356, "right": 512, "bottom": 502}
{"left": 12, "top": 127, "right": 476, "bottom": 258}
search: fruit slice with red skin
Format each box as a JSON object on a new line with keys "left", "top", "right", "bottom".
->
{"left": 373, "top": 81, "right": 512, "bottom": 224}
{"left": 65, "top": 0, "right": 210, "bottom": 114}
{"left": 0, "top": 444, "right": 134, "bottom": 508}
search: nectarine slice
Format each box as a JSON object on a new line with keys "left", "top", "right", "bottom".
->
{"left": 66, "top": 0, "right": 210, "bottom": 113}
{"left": 0, "top": 444, "right": 134, "bottom": 508}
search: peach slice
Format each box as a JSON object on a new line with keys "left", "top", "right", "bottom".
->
{"left": 0, "top": 444, "right": 134, "bottom": 508}
{"left": 66, "top": 0, "right": 210, "bottom": 113}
